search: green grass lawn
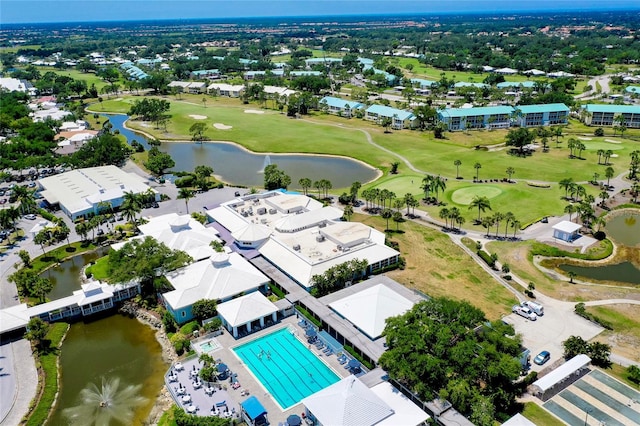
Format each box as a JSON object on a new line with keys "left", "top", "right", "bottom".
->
{"left": 34, "top": 66, "right": 111, "bottom": 91}
{"left": 521, "top": 402, "right": 562, "bottom": 426}
{"left": 85, "top": 255, "right": 110, "bottom": 281}
{"left": 97, "top": 94, "right": 636, "bottom": 222}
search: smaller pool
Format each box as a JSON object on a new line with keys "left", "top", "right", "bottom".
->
{"left": 193, "top": 337, "right": 222, "bottom": 355}
{"left": 234, "top": 327, "right": 340, "bottom": 409}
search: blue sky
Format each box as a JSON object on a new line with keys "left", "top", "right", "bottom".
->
{"left": 2, "top": 0, "right": 639, "bottom": 24}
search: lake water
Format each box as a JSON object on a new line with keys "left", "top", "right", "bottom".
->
{"left": 47, "top": 314, "right": 167, "bottom": 426}
{"left": 104, "top": 114, "right": 379, "bottom": 188}
{"left": 559, "top": 262, "right": 640, "bottom": 285}
{"left": 44, "top": 248, "right": 107, "bottom": 300}
{"left": 605, "top": 211, "right": 640, "bottom": 247}
{"left": 557, "top": 211, "right": 640, "bottom": 284}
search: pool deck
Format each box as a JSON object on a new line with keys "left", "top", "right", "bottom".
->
{"left": 167, "top": 316, "right": 354, "bottom": 424}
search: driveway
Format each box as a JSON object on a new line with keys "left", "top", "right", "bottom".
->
{"left": 502, "top": 292, "right": 604, "bottom": 373}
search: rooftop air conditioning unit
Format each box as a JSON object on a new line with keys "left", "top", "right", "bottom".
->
{"left": 318, "top": 222, "right": 327, "bottom": 228}
{"left": 268, "top": 209, "right": 277, "bottom": 214}
{"left": 293, "top": 244, "right": 301, "bottom": 251}
{"left": 316, "top": 235, "right": 325, "bottom": 242}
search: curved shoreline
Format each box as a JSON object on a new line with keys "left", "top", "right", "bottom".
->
{"left": 108, "top": 113, "right": 384, "bottom": 187}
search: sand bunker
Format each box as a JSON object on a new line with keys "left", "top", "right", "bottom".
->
{"left": 577, "top": 137, "right": 592, "bottom": 141}
{"left": 214, "top": 123, "right": 232, "bottom": 130}
{"left": 610, "top": 154, "right": 619, "bottom": 158}
{"left": 244, "top": 109, "right": 264, "bottom": 114}
{"left": 605, "top": 139, "right": 622, "bottom": 144}
{"left": 189, "top": 114, "right": 208, "bottom": 120}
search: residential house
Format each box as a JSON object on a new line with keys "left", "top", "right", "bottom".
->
{"left": 207, "top": 83, "right": 245, "bottom": 98}
{"left": 189, "top": 69, "right": 220, "bottom": 80}
{"left": 582, "top": 104, "right": 640, "bottom": 128}
{"left": 410, "top": 78, "right": 438, "bottom": 95}
{"left": 289, "top": 70, "right": 322, "bottom": 78}
{"left": 514, "top": 103, "right": 570, "bottom": 127}
{"left": 438, "top": 105, "right": 513, "bottom": 131}
{"left": 496, "top": 81, "right": 536, "bottom": 93}
{"left": 365, "top": 105, "right": 417, "bottom": 129}
{"left": 305, "top": 57, "right": 342, "bottom": 68}
{"left": 244, "top": 69, "right": 284, "bottom": 80}
{"left": 319, "top": 96, "right": 364, "bottom": 117}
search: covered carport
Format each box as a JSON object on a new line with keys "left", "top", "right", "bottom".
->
{"left": 217, "top": 292, "right": 278, "bottom": 338}
{"left": 532, "top": 354, "right": 591, "bottom": 401}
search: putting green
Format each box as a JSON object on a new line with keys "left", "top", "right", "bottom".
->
{"left": 451, "top": 186, "right": 503, "bottom": 205}
{"left": 583, "top": 142, "right": 624, "bottom": 151}
{"left": 372, "top": 175, "right": 423, "bottom": 195}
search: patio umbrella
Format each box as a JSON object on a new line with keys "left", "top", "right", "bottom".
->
{"left": 287, "top": 414, "right": 302, "bottom": 426}
{"left": 348, "top": 359, "right": 360, "bottom": 369}
{"left": 305, "top": 327, "right": 317, "bottom": 337}
{"left": 217, "top": 363, "right": 228, "bottom": 373}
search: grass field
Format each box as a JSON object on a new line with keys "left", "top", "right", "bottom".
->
{"left": 33, "top": 66, "right": 111, "bottom": 91}
{"left": 521, "top": 402, "right": 562, "bottom": 426}
{"left": 97, "top": 94, "right": 637, "bottom": 221}
{"left": 450, "top": 185, "right": 504, "bottom": 204}
{"left": 354, "top": 213, "right": 517, "bottom": 319}
{"left": 586, "top": 304, "right": 640, "bottom": 361}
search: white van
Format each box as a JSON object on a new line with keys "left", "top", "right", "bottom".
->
{"left": 522, "top": 301, "right": 544, "bottom": 316}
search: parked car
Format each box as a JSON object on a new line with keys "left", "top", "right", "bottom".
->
{"left": 234, "top": 191, "right": 241, "bottom": 197}
{"left": 534, "top": 351, "right": 551, "bottom": 365}
{"left": 522, "top": 300, "right": 544, "bottom": 316}
{"left": 97, "top": 229, "right": 105, "bottom": 236}
{"left": 0, "top": 199, "right": 6, "bottom": 204}
{"left": 512, "top": 304, "right": 537, "bottom": 321}
{"left": 24, "top": 213, "right": 37, "bottom": 220}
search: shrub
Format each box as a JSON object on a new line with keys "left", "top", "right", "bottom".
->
{"left": 269, "top": 285, "right": 286, "bottom": 299}
{"left": 627, "top": 365, "right": 640, "bottom": 384}
{"left": 523, "top": 371, "right": 538, "bottom": 386}
{"left": 162, "top": 310, "right": 177, "bottom": 333}
{"left": 179, "top": 321, "right": 200, "bottom": 335}
{"left": 574, "top": 303, "right": 613, "bottom": 330}
{"left": 477, "top": 249, "right": 495, "bottom": 267}
{"left": 296, "top": 306, "right": 321, "bottom": 327}
{"left": 175, "top": 175, "right": 195, "bottom": 188}
{"left": 593, "top": 231, "right": 606, "bottom": 240}
{"left": 204, "top": 317, "right": 222, "bottom": 332}
{"left": 594, "top": 127, "right": 604, "bottom": 136}
{"left": 173, "top": 338, "right": 191, "bottom": 356}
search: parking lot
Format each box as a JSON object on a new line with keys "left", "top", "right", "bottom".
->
{"left": 502, "top": 294, "right": 604, "bottom": 373}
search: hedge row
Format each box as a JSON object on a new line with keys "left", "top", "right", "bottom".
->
{"left": 575, "top": 303, "right": 613, "bottom": 330}
{"left": 296, "top": 306, "right": 321, "bottom": 328}
{"left": 477, "top": 249, "right": 495, "bottom": 267}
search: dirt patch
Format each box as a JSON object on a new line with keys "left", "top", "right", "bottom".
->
{"left": 213, "top": 123, "right": 232, "bottom": 130}
{"left": 189, "top": 114, "right": 207, "bottom": 120}
{"left": 244, "top": 109, "right": 264, "bottom": 114}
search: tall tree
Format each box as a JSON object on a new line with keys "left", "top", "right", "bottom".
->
{"left": 178, "top": 188, "right": 194, "bottom": 214}
{"left": 469, "top": 195, "right": 492, "bottom": 221}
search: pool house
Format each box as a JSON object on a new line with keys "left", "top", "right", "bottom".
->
{"left": 514, "top": 103, "right": 570, "bottom": 127}
{"left": 438, "top": 105, "right": 513, "bottom": 131}
{"left": 217, "top": 292, "right": 279, "bottom": 338}
{"left": 552, "top": 221, "right": 582, "bottom": 242}
{"left": 582, "top": 104, "right": 640, "bottom": 128}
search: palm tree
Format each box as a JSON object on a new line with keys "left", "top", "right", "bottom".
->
{"left": 597, "top": 149, "right": 604, "bottom": 165}
{"left": 510, "top": 220, "right": 521, "bottom": 239}
{"left": 568, "top": 271, "right": 576, "bottom": 284}
{"left": 381, "top": 208, "right": 393, "bottom": 231}
{"left": 481, "top": 216, "right": 494, "bottom": 237}
{"left": 468, "top": 195, "right": 491, "bottom": 221}
{"left": 552, "top": 126, "right": 563, "bottom": 147}
{"left": 454, "top": 160, "right": 462, "bottom": 179}
{"left": 13, "top": 185, "right": 37, "bottom": 215}
{"left": 604, "top": 166, "right": 615, "bottom": 188}
{"left": 604, "top": 150, "right": 613, "bottom": 165}
{"left": 574, "top": 185, "right": 587, "bottom": 203}
{"left": 431, "top": 176, "right": 446, "bottom": 203}
{"left": 567, "top": 138, "right": 578, "bottom": 158}
{"left": 564, "top": 204, "right": 577, "bottom": 222}
{"left": 178, "top": 188, "right": 195, "bottom": 214}
{"left": 559, "top": 177, "right": 574, "bottom": 199}
{"left": 439, "top": 207, "right": 450, "bottom": 229}
{"left": 492, "top": 212, "right": 505, "bottom": 237}
{"left": 505, "top": 167, "right": 515, "bottom": 182}
{"left": 503, "top": 212, "right": 515, "bottom": 238}
{"left": 576, "top": 141, "right": 586, "bottom": 159}
{"left": 343, "top": 205, "right": 354, "bottom": 221}
{"left": 474, "top": 162, "right": 482, "bottom": 181}
{"left": 421, "top": 175, "right": 434, "bottom": 200}
{"left": 121, "top": 191, "right": 142, "bottom": 226}
{"left": 448, "top": 207, "right": 461, "bottom": 231}
{"left": 392, "top": 211, "right": 403, "bottom": 231}
{"left": 599, "top": 190, "right": 609, "bottom": 207}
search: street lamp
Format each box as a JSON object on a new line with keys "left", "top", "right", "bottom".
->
{"left": 584, "top": 407, "right": 593, "bottom": 425}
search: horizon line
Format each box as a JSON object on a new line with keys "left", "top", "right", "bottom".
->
{"left": 4, "top": 8, "right": 640, "bottom": 26}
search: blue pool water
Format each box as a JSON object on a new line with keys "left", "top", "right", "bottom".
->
{"left": 233, "top": 328, "right": 340, "bottom": 409}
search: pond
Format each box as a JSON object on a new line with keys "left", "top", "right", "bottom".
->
{"left": 43, "top": 248, "right": 108, "bottom": 300}
{"left": 103, "top": 114, "right": 380, "bottom": 188}
{"left": 605, "top": 211, "right": 640, "bottom": 247}
{"left": 47, "top": 314, "right": 167, "bottom": 426}
{"left": 559, "top": 262, "right": 640, "bottom": 285}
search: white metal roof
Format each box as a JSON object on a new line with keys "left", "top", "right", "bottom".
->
{"left": 38, "top": 166, "right": 152, "bottom": 215}
{"left": 301, "top": 375, "right": 393, "bottom": 426}
{"left": 502, "top": 413, "right": 537, "bottom": 426}
{"left": 206, "top": 206, "right": 250, "bottom": 234}
{"left": 231, "top": 223, "right": 271, "bottom": 243}
{"left": 532, "top": 354, "right": 591, "bottom": 393}
{"left": 163, "top": 252, "right": 269, "bottom": 310}
{"left": 137, "top": 213, "right": 220, "bottom": 261}
{"left": 552, "top": 220, "right": 582, "bottom": 234}
{"left": 0, "top": 304, "right": 30, "bottom": 333}
{"left": 370, "top": 382, "right": 430, "bottom": 426}
{"left": 328, "top": 284, "right": 415, "bottom": 339}
{"left": 216, "top": 291, "right": 277, "bottom": 327}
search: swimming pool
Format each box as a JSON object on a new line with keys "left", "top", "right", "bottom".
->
{"left": 193, "top": 337, "right": 222, "bottom": 355}
{"left": 233, "top": 327, "right": 340, "bottom": 409}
